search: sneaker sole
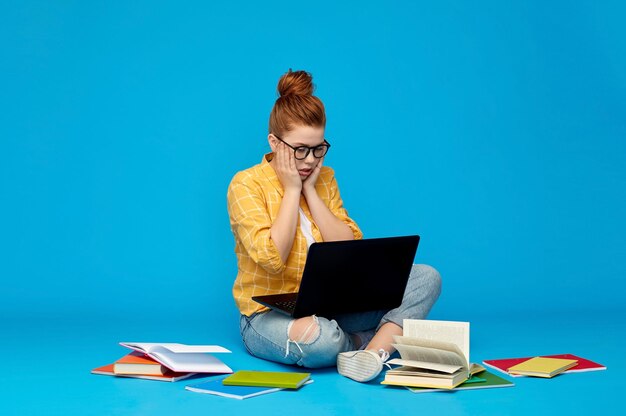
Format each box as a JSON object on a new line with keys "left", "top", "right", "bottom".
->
{"left": 337, "top": 351, "right": 382, "bottom": 382}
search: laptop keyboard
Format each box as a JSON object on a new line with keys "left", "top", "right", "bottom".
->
{"left": 275, "top": 299, "right": 296, "bottom": 313}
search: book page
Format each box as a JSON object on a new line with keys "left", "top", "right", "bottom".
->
{"left": 160, "top": 344, "right": 231, "bottom": 353}
{"left": 470, "top": 363, "right": 486, "bottom": 375}
{"left": 387, "top": 358, "right": 463, "bottom": 374}
{"left": 386, "top": 366, "right": 465, "bottom": 379}
{"left": 393, "top": 336, "right": 468, "bottom": 369}
{"left": 120, "top": 342, "right": 231, "bottom": 354}
{"left": 393, "top": 343, "right": 467, "bottom": 369}
{"left": 148, "top": 346, "right": 233, "bottom": 373}
{"left": 402, "top": 319, "right": 470, "bottom": 363}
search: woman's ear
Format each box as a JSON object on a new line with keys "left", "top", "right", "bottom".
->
{"left": 268, "top": 134, "right": 278, "bottom": 152}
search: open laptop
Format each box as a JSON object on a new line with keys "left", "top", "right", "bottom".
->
{"left": 252, "top": 235, "right": 420, "bottom": 319}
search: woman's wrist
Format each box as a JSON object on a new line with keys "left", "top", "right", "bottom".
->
{"left": 302, "top": 184, "right": 317, "bottom": 199}
{"left": 282, "top": 181, "right": 302, "bottom": 194}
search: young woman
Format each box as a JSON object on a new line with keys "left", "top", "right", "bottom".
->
{"left": 227, "top": 69, "right": 441, "bottom": 382}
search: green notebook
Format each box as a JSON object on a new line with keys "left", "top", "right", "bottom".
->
{"left": 406, "top": 370, "right": 514, "bottom": 393}
{"left": 222, "top": 370, "right": 311, "bottom": 389}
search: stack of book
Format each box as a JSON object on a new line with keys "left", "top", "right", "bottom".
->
{"left": 91, "top": 342, "right": 233, "bottom": 382}
{"left": 483, "top": 353, "right": 606, "bottom": 378}
{"left": 381, "top": 319, "right": 514, "bottom": 393}
{"left": 185, "top": 370, "right": 313, "bottom": 400}
{"left": 406, "top": 370, "right": 514, "bottom": 393}
{"left": 380, "top": 320, "right": 607, "bottom": 393}
{"left": 382, "top": 320, "right": 475, "bottom": 389}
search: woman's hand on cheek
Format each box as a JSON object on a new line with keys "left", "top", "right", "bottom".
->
{"left": 302, "top": 156, "right": 323, "bottom": 192}
{"left": 274, "top": 144, "right": 302, "bottom": 192}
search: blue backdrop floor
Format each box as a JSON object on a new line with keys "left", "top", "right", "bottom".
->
{"left": 3, "top": 310, "right": 622, "bottom": 416}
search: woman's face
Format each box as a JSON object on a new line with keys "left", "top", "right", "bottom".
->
{"left": 270, "top": 125, "right": 326, "bottom": 179}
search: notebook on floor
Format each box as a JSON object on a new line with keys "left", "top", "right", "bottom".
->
{"left": 252, "top": 235, "right": 420, "bottom": 319}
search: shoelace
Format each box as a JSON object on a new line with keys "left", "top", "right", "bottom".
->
{"left": 378, "top": 349, "right": 392, "bottom": 370}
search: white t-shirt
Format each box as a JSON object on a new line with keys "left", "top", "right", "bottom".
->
{"left": 299, "top": 208, "right": 316, "bottom": 248}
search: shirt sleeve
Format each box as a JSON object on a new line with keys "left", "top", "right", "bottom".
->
{"left": 324, "top": 170, "right": 363, "bottom": 240}
{"left": 227, "top": 174, "right": 286, "bottom": 274}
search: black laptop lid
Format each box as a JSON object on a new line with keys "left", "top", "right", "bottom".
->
{"left": 292, "top": 235, "right": 420, "bottom": 318}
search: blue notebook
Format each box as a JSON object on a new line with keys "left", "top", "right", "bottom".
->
{"left": 185, "top": 376, "right": 281, "bottom": 399}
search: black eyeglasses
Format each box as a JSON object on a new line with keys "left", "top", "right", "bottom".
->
{"left": 273, "top": 134, "right": 331, "bottom": 160}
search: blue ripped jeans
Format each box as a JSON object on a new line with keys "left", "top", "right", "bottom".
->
{"left": 238, "top": 264, "right": 442, "bottom": 368}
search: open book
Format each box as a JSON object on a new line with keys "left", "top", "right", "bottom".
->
{"left": 119, "top": 342, "right": 233, "bottom": 374}
{"left": 382, "top": 319, "right": 483, "bottom": 389}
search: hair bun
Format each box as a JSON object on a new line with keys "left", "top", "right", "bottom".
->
{"left": 277, "top": 69, "right": 315, "bottom": 97}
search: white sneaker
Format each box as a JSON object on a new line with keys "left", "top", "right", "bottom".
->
{"left": 337, "top": 349, "right": 390, "bottom": 382}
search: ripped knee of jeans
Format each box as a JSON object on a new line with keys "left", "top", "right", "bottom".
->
{"left": 288, "top": 315, "right": 320, "bottom": 344}
{"left": 285, "top": 315, "right": 320, "bottom": 357}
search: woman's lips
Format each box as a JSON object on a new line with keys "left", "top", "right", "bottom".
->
{"left": 299, "top": 169, "right": 312, "bottom": 176}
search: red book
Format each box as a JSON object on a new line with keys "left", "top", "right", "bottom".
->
{"left": 483, "top": 354, "right": 606, "bottom": 377}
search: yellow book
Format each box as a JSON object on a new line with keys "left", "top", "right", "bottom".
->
{"left": 507, "top": 357, "right": 578, "bottom": 378}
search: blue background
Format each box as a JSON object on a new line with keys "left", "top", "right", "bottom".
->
{"left": 1, "top": 1, "right": 624, "bottom": 415}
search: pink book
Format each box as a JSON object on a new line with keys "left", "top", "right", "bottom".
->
{"left": 483, "top": 354, "right": 606, "bottom": 377}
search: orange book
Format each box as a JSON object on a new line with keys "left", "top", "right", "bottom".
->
{"left": 113, "top": 352, "right": 168, "bottom": 375}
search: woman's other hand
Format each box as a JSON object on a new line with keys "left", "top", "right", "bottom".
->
{"left": 302, "top": 156, "right": 324, "bottom": 195}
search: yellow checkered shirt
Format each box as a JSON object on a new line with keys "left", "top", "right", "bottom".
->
{"left": 227, "top": 153, "right": 363, "bottom": 316}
